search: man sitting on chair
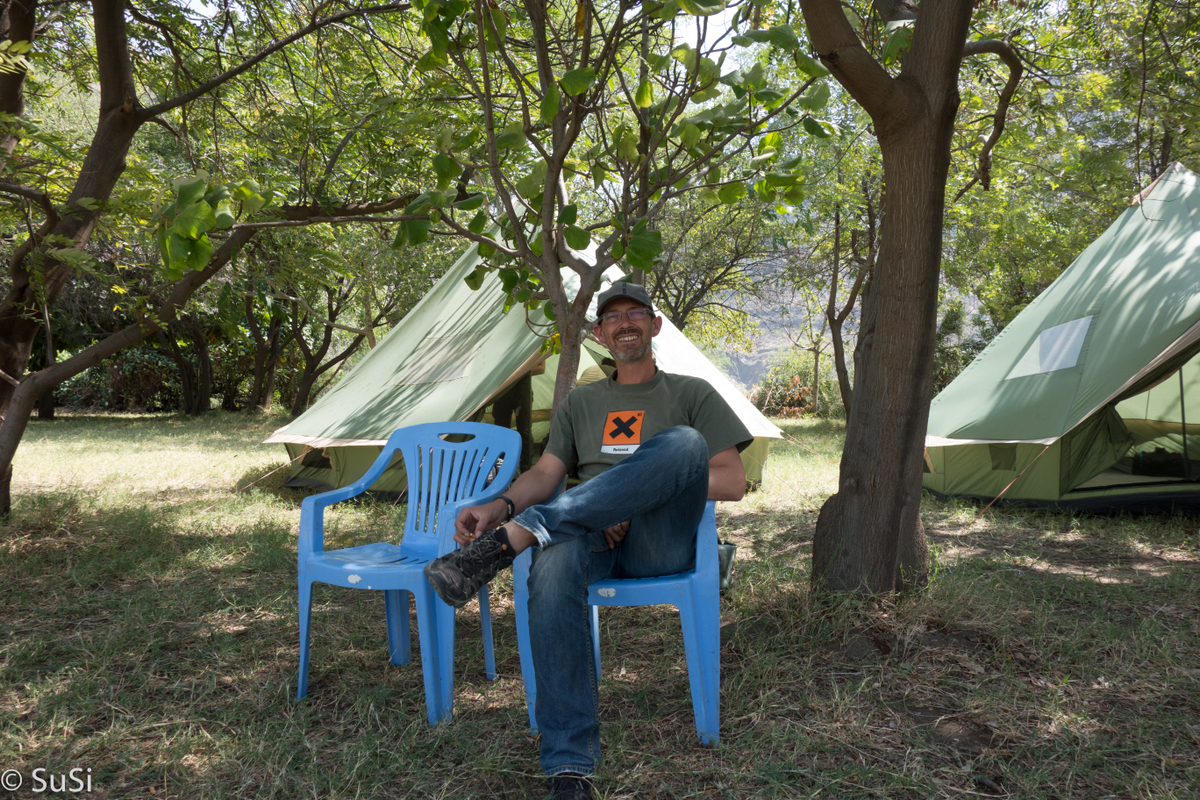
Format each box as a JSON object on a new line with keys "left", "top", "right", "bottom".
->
{"left": 424, "top": 282, "right": 751, "bottom": 800}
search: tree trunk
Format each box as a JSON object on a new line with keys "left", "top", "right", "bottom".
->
{"left": 245, "top": 301, "right": 288, "bottom": 413}
{"left": 192, "top": 322, "right": 213, "bottom": 414}
{"left": 159, "top": 328, "right": 197, "bottom": 413}
{"left": 811, "top": 346, "right": 820, "bottom": 416}
{"left": 162, "top": 317, "right": 213, "bottom": 416}
{"left": 828, "top": 312, "right": 853, "bottom": 417}
{"left": 0, "top": 0, "right": 141, "bottom": 419}
{"left": 802, "top": 0, "right": 973, "bottom": 594}
{"left": 290, "top": 369, "right": 320, "bottom": 417}
{"left": 812, "top": 125, "right": 945, "bottom": 594}
{"left": 36, "top": 330, "right": 54, "bottom": 421}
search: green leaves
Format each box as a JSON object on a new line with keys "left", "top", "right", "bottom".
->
{"left": 464, "top": 263, "right": 487, "bottom": 290}
{"left": 635, "top": 77, "right": 654, "bottom": 108}
{"left": 416, "top": 49, "right": 449, "bottom": 72}
{"left": 794, "top": 52, "right": 830, "bottom": 79}
{"left": 231, "top": 179, "right": 270, "bottom": 215}
{"left": 432, "top": 153, "right": 458, "bottom": 188}
{"left": 677, "top": 0, "right": 726, "bottom": 17}
{"left": 157, "top": 175, "right": 270, "bottom": 280}
{"left": 392, "top": 218, "right": 432, "bottom": 248}
{"left": 468, "top": 210, "right": 487, "bottom": 234}
{"left": 173, "top": 175, "right": 207, "bottom": 208}
{"left": 485, "top": 5, "right": 508, "bottom": 49}
{"left": 625, "top": 226, "right": 663, "bottom": 271}
{"left": 213, "top": 200, "right": 236, "bottom": 230}
{"left": 731, "top": 25, "right": 800, "bottom": 51}
{"left": 564, "top": 225, "right": 591, "bottom": 250}
{"left": 882, "top": 20, "right": 914, "bottom": 66}
{"left": 796, "top": 81, "right": 830, "bottom": 112}
{"left": 493, "top": 122, "right": 526, "bottom": 150}
{"left": 171, "top": 200, "right": 216, "bottom": 238}
{"left": 454, "top": 193, "right": 484, "bottom": 211}
{"left": 540, "top": 81, "right": 560, "bottom": 125}
{"left": 557, "top": 204, "right": 578, "bottom": 225}
{"left": 560, "top": 68, "right": 595, "bottom": 96}
{"left": 717, "top": 182, "right": 747, "bottom": 204}
{"left": 515, "top": 159, "right": 548, "bottom": 198}
{"left": 803, "top": 117, "right": 835, "bottom": 138}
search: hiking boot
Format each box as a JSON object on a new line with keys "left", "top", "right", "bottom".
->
{"left": 424, "top": 527, "right": 516, "bottom": 608}
{"left": 546, "top": 773, "right": 593, "bottom": 800}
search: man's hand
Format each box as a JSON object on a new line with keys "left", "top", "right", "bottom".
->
{"left": 454, "top": 499, "right": 507, "bottom": 545}
{"left": 603, "top": 520, "right": 630, "bottom": 549}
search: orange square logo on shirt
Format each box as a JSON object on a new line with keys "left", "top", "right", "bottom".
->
{"left": 601, "top": 410, "right": 645, "bottom": 454}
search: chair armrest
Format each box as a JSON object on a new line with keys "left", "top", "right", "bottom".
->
{"left": 297, "top": 433, "right": 405, "bottom": 558}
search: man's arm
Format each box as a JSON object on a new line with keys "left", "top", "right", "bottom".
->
{"left": 454, "top": 451, "right": 568, "bottom": 543}
{"left": 708, "top": 446, "right": 746, "bottom": 501}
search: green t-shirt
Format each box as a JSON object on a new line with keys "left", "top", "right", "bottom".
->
{"left": 545, "top": 369, "right": 754, "bottom": 483}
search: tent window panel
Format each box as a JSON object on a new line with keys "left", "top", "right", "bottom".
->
{"left": 1005, "top": 316, "right": 1093, "bottom": 380}
{"left": 989, "top": 443, "right": 1017, "bottom": 471}
{"left": 391, "top": 332, "right": 485, "bottom": 386}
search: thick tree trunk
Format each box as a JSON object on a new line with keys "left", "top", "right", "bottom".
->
{"left": 812, "top": 126, "right": 945, "bottom": 593}
{"left": 0, "top": 0, "right": 141, "bottom": 418}
{"left": 802, "top": 0, "right": 972, "bottom": 594}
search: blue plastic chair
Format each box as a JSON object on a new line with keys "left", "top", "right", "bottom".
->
{"left": 296, "top": 422, "right": 521, "bottom": 725}
{"left": 512, "top": 500, "right": 721, "bottom": 744}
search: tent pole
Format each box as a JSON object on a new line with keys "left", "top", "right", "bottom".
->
{"left": 1181, "top": 369, "right": 1190, "bottom": 478}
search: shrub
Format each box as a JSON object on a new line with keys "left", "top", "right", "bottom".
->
{"left": 751, "top": 347, "right": 845, "bottom": 418}
{"left": 57, "top": 347, "right": 182, "bottom": 412}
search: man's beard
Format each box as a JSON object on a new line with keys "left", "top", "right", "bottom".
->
{"left": 611, "top": 333, "right": 652, "bottom": 363}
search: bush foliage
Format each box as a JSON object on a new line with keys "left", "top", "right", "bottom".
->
{"left": 56, "top": 347, "right": 182, "bottom": 412}
{"left": 752, "top": 347, "right": 845, "bottom": 418}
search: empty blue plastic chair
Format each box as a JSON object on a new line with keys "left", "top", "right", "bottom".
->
{"left": 512, "top": 500, "right": 721, "bottom": 744}
{"left": 296, "top": 422, "right": 521, "bottom": 725}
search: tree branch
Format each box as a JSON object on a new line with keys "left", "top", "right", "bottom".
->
{"left": 798, "top": 0, "right": 900, "bottom": 122}
{"left": 954, "top": 34, "right": 1023, "bottom": 201}
{"left": 0, "top": 181, "right": 57, "bottom": 224}
{"left": 142, "top": 3, "right": 411, "bottom": 118}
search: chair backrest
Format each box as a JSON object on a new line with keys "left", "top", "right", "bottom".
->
{"left": 393, "top": 422, "right": 521, "bottom": 561}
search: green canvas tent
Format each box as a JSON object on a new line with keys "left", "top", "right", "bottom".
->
{"left": 924, "top": 162, "right": 1200, "bottom": 512}
{"left": 266, "top": 240, "right": 782, "bottom": 493}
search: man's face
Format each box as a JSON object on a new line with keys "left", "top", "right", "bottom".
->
{"left": 593, "top": 297, "right": 661, "bottom": 363}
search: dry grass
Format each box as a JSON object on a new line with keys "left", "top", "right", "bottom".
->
{"left": 2, "top": 412, "right": 1198, "bottom": 798}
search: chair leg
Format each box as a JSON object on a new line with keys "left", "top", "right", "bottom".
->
{"left": 479, "top": 584, "right": 497, "bottom": 681}
{"left": 297, "top": 578, "right": 314, "bottom": 700}
{"left": 513, "top": 551, "right": 538, "bottom": 733}
{"left": 589, "top": 604, "right": 602, "bottom": 686}
{"left": 433, "top": 592, "right": 457, "bottom": 722}
{"left": 678, "top": 591, "right": 721, "bottom": 745}
{"left": 384, "top": 589, "right": 411, "bottom": 666}
{"left": 413, "top": 590, "right": 447, "bottom": 726}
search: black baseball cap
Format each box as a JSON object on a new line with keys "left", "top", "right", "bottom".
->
{"left": 595, "top": 282, "right": 654, "bottom": 318}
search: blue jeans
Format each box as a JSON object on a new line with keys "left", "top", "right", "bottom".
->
{"left": 512, "top": 425, "right": 710, "bottom": 776}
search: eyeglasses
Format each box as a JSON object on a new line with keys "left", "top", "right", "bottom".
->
{"left": 597, "top": 307, "right": 652, "bottom": 326}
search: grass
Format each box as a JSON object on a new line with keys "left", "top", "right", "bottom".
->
{"left": 2, "top": 412, "right": 1199, "bottom": 798}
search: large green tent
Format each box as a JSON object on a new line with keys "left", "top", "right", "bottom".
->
{"left": 266, "top": 240, "right": 782, "bottom": 493}
{"left": 924, "top": 163, "right": 1200, "bottom": 511}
